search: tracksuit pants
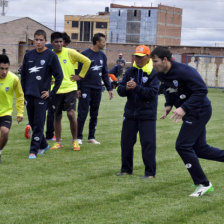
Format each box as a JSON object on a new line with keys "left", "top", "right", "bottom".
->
{"left": 45, "top": 104, "right": 54, "bottom": 139}
{"left": 77, "top": 87, "right": 102, "bottom": 140}
{"left": 121, "top": 117, "right": 156, "bottom": 176}
{"left": 26, "top": 95, "right": 48, "bottom": 155}
{"left": 176, "top": 105, "right": 224, "bottom": 185}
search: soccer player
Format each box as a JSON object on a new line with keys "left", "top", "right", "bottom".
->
{"left": 21, "top": 29, "right": 63, "bottom": 159}
{"left": 0, "top": 54, "right": 24, "bottom": 163}
{"left": 116, "top": 45, "right": 159, "bottom": 178}
{"left": 77, "top": 33, "right": 113, "bottom": 145}
{"left": 50, "top": 32, "right": 91, "bottom": 151}
{"left": 151, "top": 46, "right": 224, "bottom": 197}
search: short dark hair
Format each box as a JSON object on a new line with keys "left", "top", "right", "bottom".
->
{"left": 34, "top": 29, "right": 47, "bottom": 40}
{"left": 62, "top": 32, "right": 71, "bottom": 45}
{"left": 92, "top": 33, "right": 105, "bottom": 45}
{"left": 51, "top": 32, "right": 63, "bottom": 42}
{"left": 0, "top": 54, "right": 10, "bottom": 64}
{"left": 151, "top": 46, "right": 172, "bottom": 61}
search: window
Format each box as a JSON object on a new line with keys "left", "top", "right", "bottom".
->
{"left": 71, "top": 33, "right": 78, "bottom": 40}
{"left": 72, "top": 21, "right": 79, "bottom": 27}
{"left": 148, "top": 10, "right": 151, "bottom": 17}
{"left": 118, "top": 10, "right": 120, "bottom": 16}
{"left": 96, "top": 22, "right": 107, "bottom": 29}
{"left": 134, "top": 10, "right": 137, "bottom": 17}
{"left": 67, "top": 21, "right": 69, "bottom": 24}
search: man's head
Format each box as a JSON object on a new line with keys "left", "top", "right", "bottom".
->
{"left": 62, "top": 32, "right": 71, "bottom": 47}
{"left": 51, "top": 32, "right": 64, "bottom": 53}
{"left": 133, "top": 45, "right": 150, "bottom": 68}
{"left": 118, "top": 53, "right": 123, "bottom": 59}
{"left": 0, "top": 54, "right": 10, "bottom": 79}
{"left": 34, "top": 29, "right": 47, "bottom": 52}
{"left": 151, "top": 46, "right": 172, "bottom": 73}
{"left": 92, "top": 33, "right": 106, "bottom": 50}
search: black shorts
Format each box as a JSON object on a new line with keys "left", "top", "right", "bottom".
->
{"left": 55, "top": 91, "right": 77, "bottom": 115}
{"left": 0, "top": 116, "right": 12, "bottom": 129}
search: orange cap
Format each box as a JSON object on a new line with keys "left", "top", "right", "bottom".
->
{"left": 133, "top": 45, "right": 150, "bottom": 56}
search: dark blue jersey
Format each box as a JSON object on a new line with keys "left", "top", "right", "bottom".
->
{"left": 157, "top": 61, "right": 211, "bottom": 115}
{"left": 78, "top": 48, "right": 112, "bottom": 91}
{"left": 117, "top": 67, "right": 159, "bottom": 120}
{"left": 21, "top": 49, "right": 63, "bottom": 98}
{"left": 109, "top": 64, "right": 122, "bottom": 78}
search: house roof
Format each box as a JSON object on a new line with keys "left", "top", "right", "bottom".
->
{"left": 0, "top": 16, "right": 21, "bottom": 24}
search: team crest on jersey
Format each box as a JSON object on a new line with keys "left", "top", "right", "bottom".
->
{"left": 142, "top": 76, "right": 148, "bottom": 83}
{"left": 36, "top": 76, "right": 42, "bottom": 80}
{"left": 82, "top": 93, "right": 87, "bottom": 98}
{"left": 173, "top": 80, "right": 178, "bottom": 87}
{"left": 5, "top": 87, "right": 9, "bottom": 92}
{"left": 40, "top": 60, "right": 45, "bottom": 65}
{"left": 63, "top": 59, "right": 67, "bottom": 64}
{"left": 100, "top": 60, "right": 103, "bottom": 65}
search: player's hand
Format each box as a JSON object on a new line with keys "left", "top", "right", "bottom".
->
{"left": 41, "top": 91, "right": 49, "bottom": 99}
{"left": 108, "top": 90, "right": 114, "bottom": 100}
{"left": 170, "top": 107, "right": 186, "bottom": 123}
{"left": 16, "top": 116, "right": 23, "bottom": 123}
{"left": 77, "top": 90, "right": 81, "bottom": 98}
{"left": 71, "top": 75, "right": 81, "bottom": 81}
{"left": 126, "top": 80, "right": 136, "bottom": 90}
{"left": 160, "top": 106, "right": 172, "bottom": 119}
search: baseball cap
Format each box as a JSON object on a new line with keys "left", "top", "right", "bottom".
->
{"left": 133, "top": 45, "right": 150, "bottom": 56}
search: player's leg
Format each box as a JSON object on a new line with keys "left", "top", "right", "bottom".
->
{"left": 88, "top": 88, "right": 102, "bottom": 142}
{"left": 118, "top": 117, "right": 138, "bottom": 175}
{"left": 77, "top": 88, "right": 91, "bottom": 141}
{"left": 139, "top": 120, "right": 156, "bottom": 178}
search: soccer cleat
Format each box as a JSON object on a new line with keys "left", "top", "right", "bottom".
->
{"left": 141, "top": 175, "right": 155, "bottom": 179}
{"left": 116, "top": 172, "right": 132, "bottom": 176}
{"left": 50, "top": 142, "right": 63, "bottom": 150}
{"left": 38, "top": 145, "right": 50, "bottom": 155}
{"left": 88, "top": 139, "right": 100, "bottom": 144}
{"left": 24, "top": 125, "right": 32, "bottom": 139}
{"left": 29, "top": 153, "right": 36, "bottom": 159}
{"left": 46, "top": 136, "right": 56, "bottom": 141}
{"left": 189, "top": 182, "right": 214, "bottom": 197}
{"left": 77, "top": 139, "right": 82, "bottom": 145}
{"left": 73, "top": 140, "right": 80, "bottom": 151}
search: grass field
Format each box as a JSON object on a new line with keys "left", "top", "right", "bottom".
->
{"left": 0, "top": 88, "right": 224, "bottom": 224}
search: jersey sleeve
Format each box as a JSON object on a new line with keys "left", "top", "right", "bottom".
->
{"left": 68, "top": 49, "right": 91, "bottom": 78}
{"left": 13, "top": 75, "right": 24, "bottom": 117}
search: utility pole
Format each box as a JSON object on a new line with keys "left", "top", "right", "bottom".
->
{"left": 54, "top": 0, "right": 57, "bottom": 31}
{"left": 0, "top": 0, "right": 8, "bottom": 16}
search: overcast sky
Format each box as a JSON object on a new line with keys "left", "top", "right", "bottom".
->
{"left": 3, "top": 0, "right": 224, "bottom": 46}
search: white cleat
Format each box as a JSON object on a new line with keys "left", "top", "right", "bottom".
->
{"left": 88, "top": 139, "right": 100, "bottom": 144}
{"left": 189, "top": 182, "right": 214, "bottom": 197}
{"left": 77, "top": 139, "right": 82, "bottom": 145}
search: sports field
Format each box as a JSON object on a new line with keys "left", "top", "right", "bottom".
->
{"left": 0, "top": 88, "right": 224, "bottom": 224}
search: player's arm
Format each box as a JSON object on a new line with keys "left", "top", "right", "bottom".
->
{"left": 13, "top": 75, "right": 24, "bottom": 122}
{"left": 68, "top": 49, "right": 91, "bottom": 80}
{"left": 50, "top": 54, "right": 63, "bottom": 97}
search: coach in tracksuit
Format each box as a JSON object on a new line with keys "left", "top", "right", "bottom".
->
{"left": 77, "top": 33, "right": 113, "bottom": 145}
{"left": 117, "top": 45, "right": 160, "bottom": 178}
{"left": 151, "top": 46, "right": 224, "bottom": 197}
{"left": 21, "top": 29, "right": 63, "bottom": 159}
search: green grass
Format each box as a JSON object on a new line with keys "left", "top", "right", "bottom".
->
{"left": 0, "top": 88, "right": 224, "bottom": 224}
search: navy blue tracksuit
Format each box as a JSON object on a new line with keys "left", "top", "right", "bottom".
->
{"left": 117, "top": 65, "right": 160, "bottom": 176}
{"left": 158, "top": 61, "right": 224, "bottom": 185}
{"left": 77, "top": 48, "right": 112, "bottom": 140}
{"left": 21, "top": 49, "right": 63, "bottom": 155}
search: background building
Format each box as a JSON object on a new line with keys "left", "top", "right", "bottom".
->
{"left": 109, "top": 3, "right": 182, "bottom": 45}
{"left": 64, "top": 9, "right": 109, "bottom": 42}
{"left": 0, "top": 16, "right": 53, "bottom": 71}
